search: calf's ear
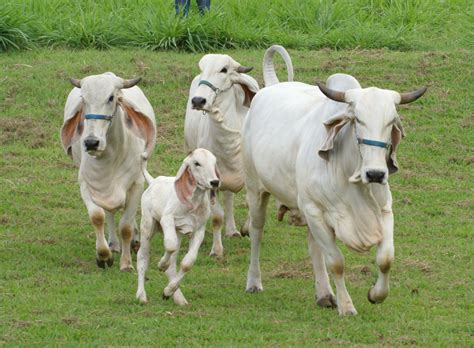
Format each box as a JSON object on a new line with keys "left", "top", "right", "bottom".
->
{"left": 318, "top": 113, "right": 352, "bottom": 160}
{"left": 174, "top": 163, "right": 196, "bottom": 209}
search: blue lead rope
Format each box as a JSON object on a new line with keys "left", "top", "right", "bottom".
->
{"left": 84, "top": 114, "right": 113, "bottom": 121}
{"left": 357, "top": 138, "right": 390, "bottom": 149}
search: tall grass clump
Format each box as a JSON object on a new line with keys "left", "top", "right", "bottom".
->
{"left": 0, "top": 5, "right": 34, "bottom": 51}
{"left": 1, "top": 0, "right": 471, "bottom": 52}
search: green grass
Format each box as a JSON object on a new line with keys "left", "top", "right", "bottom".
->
{"left": 1, "top": 0, "right": 473, "bottom": 52}
{"left": 0, "top": 47, "right": 473, "bottom": 345}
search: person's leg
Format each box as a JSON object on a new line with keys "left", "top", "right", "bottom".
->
{"left": 196, "top": 0, "right": 210, "bottom": 14}
{"left": 175, "top": 0, "right": 190, "bottom": 16}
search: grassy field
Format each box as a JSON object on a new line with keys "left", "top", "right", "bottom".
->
{"left": 0, "top": 46, "right": 473, "bottom": 346}
{"left": 1, "top": 0, "right": 472, "bottom": 52}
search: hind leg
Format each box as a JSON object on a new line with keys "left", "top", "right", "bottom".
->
{"left": 245, "top": 189, "right": 270, "bottom": 293}
{"left": 224, "top": 191, "right": 241, "bottom": 237}
{"left": 106, "top": 211, "right": 120, "bottom": 253}
{"left": 136, "top": 212, "right": 155, "bottom": 303}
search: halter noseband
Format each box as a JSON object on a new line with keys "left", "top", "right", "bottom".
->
{"left": 353, "top": 121, "right": 391, "bottom": 150}
{"left": 198, "top": 79, "right": 232, "bottom": 96}
{"left": 84, "top": 114, "right": 113, "bottom": 121}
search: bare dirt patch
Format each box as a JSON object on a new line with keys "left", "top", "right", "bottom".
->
{"left": 270, "top": 261, "right": 312, "bottom": 279}
{"left": 0, "top": 118, "right": 49, "bottom": 148}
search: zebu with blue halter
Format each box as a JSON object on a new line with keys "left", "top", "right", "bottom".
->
{"left": 61, "top": 72, "right": 156, "bottom": 271}
{"left": 242, "top": 70, "right": 426, "bottom": 316}
{"left": 183, "top": 54, "right": 260, "bottom": 257}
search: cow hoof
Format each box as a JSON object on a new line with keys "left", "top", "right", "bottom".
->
{"left": 240, "top": 226, "right": 249, "bottom": 237}
{"left": 340, "top": 309, "right": 358, "bottom": 316}
{"left": 162, "top": 292, "right": 170, "bottom": 300}
{"left": 108, "top": 242, "right": 121, "bottom": 253}
{"left": 368, "top": 286, "right": 386, "bottom": 304}
{"left": 316, "top": 294, "right": 337, "bottom": 309}
{"left": 338, "top": 304, "right": 358, "bottom": 316}
{"left": 209, "top": 251, "right": 223, "bottom": 258}
{"left": 106, "top": 257, "right": 114, "bottom": 268}
{"left": 120, "top": 263, "right": 134, "bottom": 272}
{"left": 96, "top": 259, "right": 106, "bottom": 269}
{"left": 246, "top": 286, "right": 262, "bottom": 293}
{"left": 131, "top": 240, "right": 141, "bottom": 254}
{"left": 225, "top": 230, "right": 241, "bottom": 238}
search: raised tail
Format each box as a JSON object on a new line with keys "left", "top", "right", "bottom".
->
{"left": 263, "top": 45, "right": 294, "bottom": 87}
{"left": 141, "top": 153, "right": 154, "bottom": 185}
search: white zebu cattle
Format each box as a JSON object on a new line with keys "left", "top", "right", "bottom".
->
{"left": 242, "top": 55, "right": 426, "bottom": 315}
{"left": 136, "top": 149, "right": 220, "bottom": 305}
{"left": 183, "top": 54, "right": 259, "bottom": 257}
{"left": 61, "top": 72, "right": 156, "bottom": 271}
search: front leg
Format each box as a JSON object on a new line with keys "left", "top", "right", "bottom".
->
{"left": 302, "top": 202, "right": 357, "bottom": 316}
{"left": 80, "top": 182, "right": 113, "bottom": 268}
{"left": 209, "top": 199, "right": 224, "bottom": 257}
{"left": 368, "top": 209, "right": 394, "bottom": 304}
{"left": 119, "top": 182, "right": 143, "bottom": 271}
{"left": 163, "top": 226, "right": 206, "bottom": 301}
{"left": 223, "top": 191, "right": 241, "bottom": 237}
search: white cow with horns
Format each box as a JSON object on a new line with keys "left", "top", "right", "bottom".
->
{"left": 183, "top": 54, "right": 259, "bottom": 257}
{"left": 242, "top": 52, "right": 426, "bottom": 315}
{"left": 60, "top": 72, "right": 156, "bottom": 271}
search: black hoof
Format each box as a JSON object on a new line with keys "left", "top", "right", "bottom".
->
{"left": 96, "top": 259, "right": 106, "bottom": 269}
{"left": 162, "top": 292, "right": 170, "bottom": 300}
{"left": 246, "top": 287, "right": 262, "bottom": 294}
{"left": 131, "top": 240, "right": 140, "bottom": 254}
{"left": 316, "top": 294, "right": 337, "bottom": 309}
{"left": 367, "top": 288, "right": 383, "bottom": 304}
{"left": 106, "top": 257, "right": 114, "bottom": 267}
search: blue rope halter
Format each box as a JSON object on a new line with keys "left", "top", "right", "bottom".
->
{"left": 84, "top": 114, "right": 113, "bottom": 121}
{"left": 353, "top": 121, "right": 391, "bottom": 149}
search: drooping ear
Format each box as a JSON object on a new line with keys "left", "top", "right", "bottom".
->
{"left": 387, "top": 123, "right": 403, "bottom": 174}
{"left": 232, "top": 73, "right": 259, "bottom": 107}
{"left": 174, "top": 163, "right": 196, "bottom": 209}
{"left": 119, "top": 100, "right": 156, "bottom": 157}
{"left": 318, "top": 113, "right": 352, "bottom": 161}
{"left": 209, "top": 163, "right": 221, "bottom": 205}
{"left": 60, "top": 108, "right": 83, "bottom": 157}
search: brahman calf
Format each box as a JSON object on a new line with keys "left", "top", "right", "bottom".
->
{"left": 61, "top": 72, "right": 156, "bottom": 271}
{"left": 136, "top": 149, "right": 220, "bottom": 305}
{"left": 242, "top": 50, "right": 426, "bottom": 316}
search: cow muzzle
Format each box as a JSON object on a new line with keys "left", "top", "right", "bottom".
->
{"left": 191, "top": 97, "right": 207, "bottom": 110}
{"left": 363, "top": 168, "right": 388, "bottom": 184}
{"left": 83, "top": 136, "right": 103, "bottom": 154}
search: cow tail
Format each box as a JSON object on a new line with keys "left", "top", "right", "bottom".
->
{"left": 263, "top": 45, "right": 294, "bottom": 87}
{"left": 141, "top": 152, "right": 154, "bottom": 185}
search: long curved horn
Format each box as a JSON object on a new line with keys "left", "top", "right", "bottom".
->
{"left": 317, "top": 82, "right": 346, "bottom": 103}
{"left": 399, "top": 86, "right": 427, "bottom": 104}
{"left": 236, "top": 66, "right": 253, "bottom": 74}
{"left": 70, "top": 78, "right": 81, "bottom": 88}
{"left": 121, "top": 77, "right": 142, "bottom": 89}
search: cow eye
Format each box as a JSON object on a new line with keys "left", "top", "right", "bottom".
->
{"left": 108, "top": 95, "right": 114, "bottom": 103}
{"left": 220, "top": 67, "right": 228, "bottom": 73}
{"left": 194, "top": 161, "right": 201, "bottom": 167}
